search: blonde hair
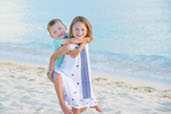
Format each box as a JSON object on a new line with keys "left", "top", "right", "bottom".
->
{"left": 69, "top": 16, "right": 94, "bottom": 41}
{"left": 47, "top": 19, "right": 64, "bottom": 32}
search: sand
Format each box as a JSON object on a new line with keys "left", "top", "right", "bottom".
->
{"left": 0, "top": 61, "right": 171, "bottom": 114}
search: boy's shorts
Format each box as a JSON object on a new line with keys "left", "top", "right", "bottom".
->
{"left": 47, "top": 72, "right": 58, "bottom": 79}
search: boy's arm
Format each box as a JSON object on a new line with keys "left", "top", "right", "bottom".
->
{"left": 49, "top": 44, "right": 71, "bottom": 79}
{"left": 68, "top": 38, "right": 93, "bottom": 58}
{"left": 61, "top": 37, "right": 90, "bottom": 45}
{"left": 67, "top": 43, "right": 87, "bottom": 58}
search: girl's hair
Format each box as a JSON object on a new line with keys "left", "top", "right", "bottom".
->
{"left": 47, "top": 19, "right": 64, "bottom": 32}
{"left": 69, "top": 16, "right": 94, "bottom": 41}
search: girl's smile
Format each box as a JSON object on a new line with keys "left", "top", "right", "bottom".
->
{"left": 72, "top": 22, "right": 88, "bottom": 39}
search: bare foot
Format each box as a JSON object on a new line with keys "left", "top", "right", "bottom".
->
{"left": 61, "top": 104, "right": 73, "bottom": 114}
{"left": 90, "top": 105, "right": 102, "bottom": 112}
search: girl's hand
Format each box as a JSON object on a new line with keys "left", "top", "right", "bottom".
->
{"left": 67, "top": 49, "right": 80, "bottom": 58}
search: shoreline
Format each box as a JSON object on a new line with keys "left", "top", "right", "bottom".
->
{"left": 1, "top": 60, "right": 171, "bottom": 91}
{"left": 92, "top": 71, "right": 171, "bottom": 91}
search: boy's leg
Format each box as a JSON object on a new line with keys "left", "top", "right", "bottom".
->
{"left": 80, "top": 107, "right": 87, "bottom": 113}
{"left": 53, "top": 73, "right": 73, "bottom": 114}
{"left": 72, "top": 107, "right": 80, "bottom": 114}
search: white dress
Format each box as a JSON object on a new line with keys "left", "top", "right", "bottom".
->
{"left": 54, "top": 44, "right": 97, "bottom": 109}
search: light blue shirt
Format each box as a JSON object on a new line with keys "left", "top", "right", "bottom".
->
{"left": 47, "top": 33, "right": 69, "bottom": 73}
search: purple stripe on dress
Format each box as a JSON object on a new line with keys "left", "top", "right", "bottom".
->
{"left": 81, "top": 47, "right": 91, "bottom": 99}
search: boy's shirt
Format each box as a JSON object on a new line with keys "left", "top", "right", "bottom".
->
{"left": 47, "top": 33, "right": 69, "bottom": 73}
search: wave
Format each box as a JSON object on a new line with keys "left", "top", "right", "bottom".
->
{"left": 1, "top": 45, "right": 171, "bottom": 83}
{"left": 90, "top": 50, "right": 171, "bottom": 83}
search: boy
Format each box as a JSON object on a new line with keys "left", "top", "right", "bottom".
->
{"left": 47, "top": 19, "right": 90, "bottom": 114}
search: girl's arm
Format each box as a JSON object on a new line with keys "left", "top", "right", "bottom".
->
{"left": 67, "top": 43, "right": 87, "bottom": 58}
{"left": 67, "top": 38, "right": 93, "bottom": 58}
{"left": 49, "top": 44, "right": 71, "bottom": 80}
{"left": 61, "top": 37, "right": 90, "bottom": 45}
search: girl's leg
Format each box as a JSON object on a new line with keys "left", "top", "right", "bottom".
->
{"left": 72, "top": 107, "right": 80, "bottom": 114}
{"left": 90, "top": 105, "right": 102, "bottom": 112}
{"left": 80, "top": 107, "right": 87, "bottom": 113}
{"left": 54, "top": 74, "right": 73, "bottom": 114}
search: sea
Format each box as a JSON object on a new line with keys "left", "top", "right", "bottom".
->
{"left": 0, "top": 0, "right": 171, "bottom": 84}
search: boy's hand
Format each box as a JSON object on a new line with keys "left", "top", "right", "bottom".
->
{"left": 84, "top": 37, "right": 91, "bottom": 43}
{"left": 49, "top": 70, "right": 54, "bottom": 83}
{"left": 67, "top": 49, "right": 80, "bottom": 58}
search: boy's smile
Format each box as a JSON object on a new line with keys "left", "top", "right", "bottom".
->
{"left": 49, "top": 22, "right": 67, "bottom": 39}
{"left": 57, "top": 33, "right": 64, "bottom": 37}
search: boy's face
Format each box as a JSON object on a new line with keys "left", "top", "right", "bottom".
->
{"left": 72, "top": 22, "right": 87, "bottom": 39}
{"left": 49, "top": 21, "right": 67, "bottom": 39}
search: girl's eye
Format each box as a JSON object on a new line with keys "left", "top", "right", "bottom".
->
{"left": 75, "top": 28, "right": 79, "bottom": 31}
{"left": 82, "top": 29, "right": 85, "bottom": 31}
{"left": 58, "top": 28, "right": 61, "bottom": 30}
{"left": 54, "top": 31, "right": 56, "bottom": 33}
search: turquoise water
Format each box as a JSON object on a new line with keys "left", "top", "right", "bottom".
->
{"left": 0, "top": 0, "right": 171, "bottom": 83}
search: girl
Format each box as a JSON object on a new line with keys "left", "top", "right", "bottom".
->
{"left": 52, "top": 16, "right": 102, "bottom": 114}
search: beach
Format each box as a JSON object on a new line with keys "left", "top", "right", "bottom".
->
{"left": 0, "top": 61, "right": 171, "bottom": 114}
{"left": 0, "top": 0, "right": 171, "bottom": 113}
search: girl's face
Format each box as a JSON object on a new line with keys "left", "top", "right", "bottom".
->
{"left": 72, "top": 22, "right": 88, "bottom": 39}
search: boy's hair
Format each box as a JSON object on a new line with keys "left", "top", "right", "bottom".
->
{"left": 47, "top": 19, "right": 64, "bottom": 32}
{"left": 69, "top": 16, "right": 94, "bottom": 41}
